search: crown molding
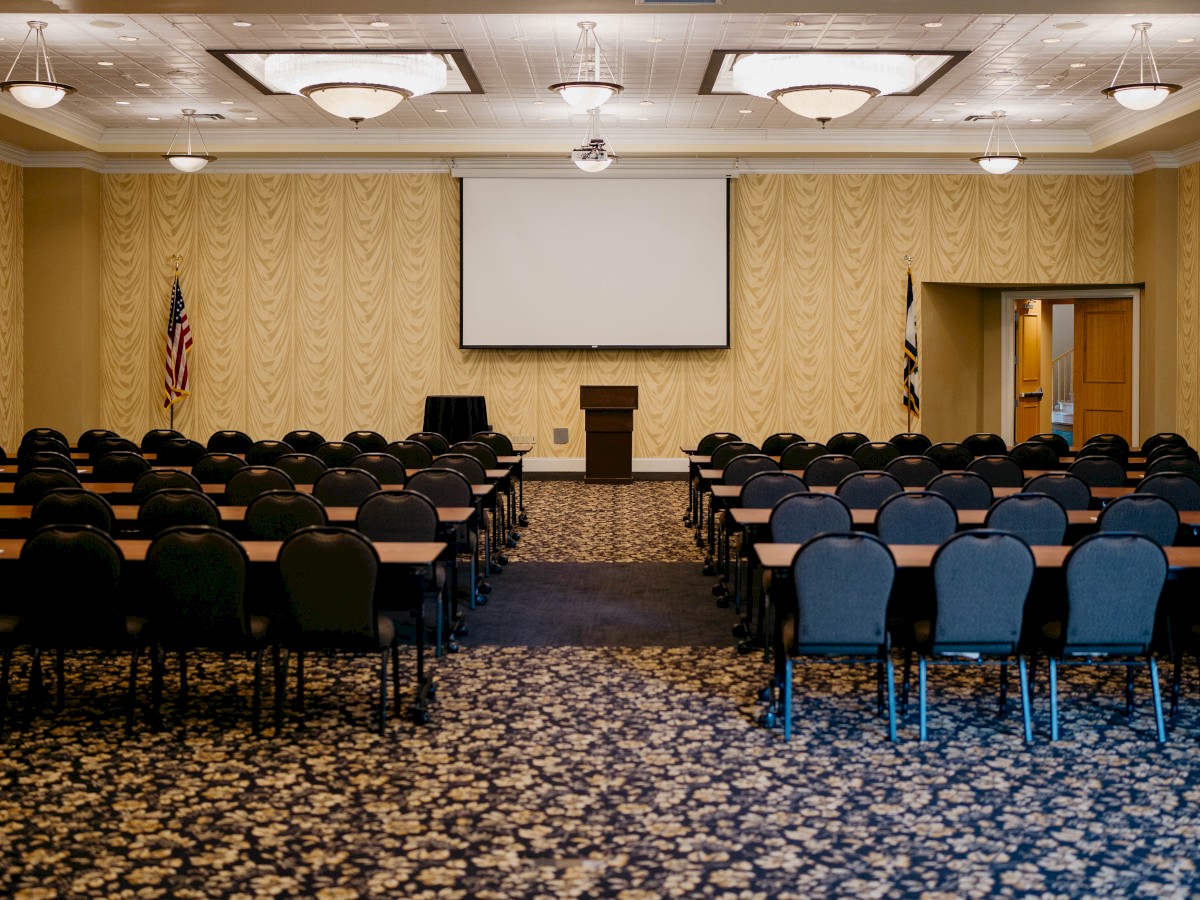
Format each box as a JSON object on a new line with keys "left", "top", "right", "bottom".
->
{"left": 1085, "top": 78, "right": 1200, "bottom": 152}
{"left": 1175, "top": 139, "right": 1200, "bottom": 168}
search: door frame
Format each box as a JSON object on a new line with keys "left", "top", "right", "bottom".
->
{"left": 999, "top": 287, "right": 1140, "bottom": 447}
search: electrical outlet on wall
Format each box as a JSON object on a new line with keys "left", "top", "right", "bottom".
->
{"left": 511, "top": 434, "right": 535, "bottom": 444}
{"left": 553, "top": 428, "right": 568, "bottom": 444}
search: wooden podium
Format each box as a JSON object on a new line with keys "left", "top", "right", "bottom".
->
{"left": 580, "top": 385, "right": 638, "bottom": 484}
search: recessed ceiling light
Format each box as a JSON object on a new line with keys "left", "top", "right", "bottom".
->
{"left": 533, "top": 100, "right": 544, "bottom": 105}
{"left": 146, "top": 116, "right": 160, "bottom": 121}
{"left": 1055, "top": 22, "right": 1087, "bottom": 31}
{"left": 118, "top": 35, "right": 138, "bottom": 42}
{"left": 134, "top": 82, "right": 150, "bottom": 88}
{"left": 90, "top": 20, "right": 123, "bottom": 29}
{"left": 220, "top": 99, "right": 235, "bottom": 105}
{"left": 232, "top": 20, "right": 252, "bottom": 27}
{"left": 647, "top": 37, "right": 664, "bottom": 43}
{"left": 953, "top": 101, "right": 966, "bottom": 106}
{"left": 1177, "top": 37, "right": 1195, "bottom": 43}
{"left": 97, "top": 61, "right": 114, "bottom": 66}
{"left": 930, "top": 117, "right": 944, "bottom": 122}
{"left": 639, "top": 100, "right": 654, "bottom": 105}
{"left": 1069, "top": 62, "right": 1086, "bottom": 68}
{"left": 738, "top": 108, "right": 752, "bottom": 114}
{"left": 785, "top": 20, "right": 804, "bottom": 28}
{"left": 1036, "top": 83, "right": 1052, "bottom": 89}
{"left": 370, "top": 21, "right": 390, "bottom": 29}
{"left": 115, "top": 100, "right": 130, "bottom": 105}
{"left": 244, "top": 116, "right": 258, "bottom": 120}
{"left": 1042, "top": 37, "right": 1061, "bottom": 44}
{"left": 923, "top": 22, "right": 943, "bottom": 28}
{"left": 1030, "top": 117, "right": 1044, "bottom": 122}
{"left": 1059, "top": 101, "right": 1073, "bottom": 106}
{"left": 433, "top": 108, "right": 448, "bottom": 113}
{"left": 510, "top": 35, "right": 527, "bottom": 42}
{"left": 232, "top": 108, "right": 252, "bottom": 113}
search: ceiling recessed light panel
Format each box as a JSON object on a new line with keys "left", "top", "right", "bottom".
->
{"left": 212, "top": 49, "right": 483, "bottom": 96}
{"left": 700, "top": 49, "right": 969, "bottom": 98}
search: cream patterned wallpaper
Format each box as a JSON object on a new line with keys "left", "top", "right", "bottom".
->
{"left": 0, "top": 160, "right": 22, "bottom": 452}
{"left": 99, "top": 172, "right": 1132, "bottom": 457}
{"left": 1179, "top": 162, "right": 1200, "bottom": 441}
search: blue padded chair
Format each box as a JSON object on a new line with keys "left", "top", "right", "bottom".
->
{"left": 889, "top": 433, "right": 932, "bottom": 456}
{"left": 835, "top": 470, "right": 904, "bottom": 510}
{"left": 886, "top": 455, "right": 942, "bottom": 488}
{"left": 1023, "top": 473, "right": 1091, "bottom": 511}
{"left": 984, "top": 493, "right": 1068, "bottom": 546}
{"left": 926, "top": 471, "right": 994, "bottom": 510}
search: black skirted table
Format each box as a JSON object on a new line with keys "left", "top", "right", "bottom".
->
{"left": 423, "top": 395, "right": 488, "bottom": 444}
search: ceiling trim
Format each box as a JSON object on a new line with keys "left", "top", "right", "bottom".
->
{"left": 210, "top": 48, "right": 486, "bottom": 96}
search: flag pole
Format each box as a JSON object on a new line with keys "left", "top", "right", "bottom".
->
{"left": 903, "top": 254, "right": 914, "bottom": 434}
{"left": 169, "top": 254, "right": 182, "bottom": 431}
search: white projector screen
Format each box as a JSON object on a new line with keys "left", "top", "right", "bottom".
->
{"left": 460, "top": 177, "right": 729, "bottom": 349}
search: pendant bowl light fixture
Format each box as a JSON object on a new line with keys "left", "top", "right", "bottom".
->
{"left": 970, "top": 110, "right": 1026, "bottom": 174}
{"left": 732, "top": 52, "right": 916, "bottom": 122}
{"left": 0, "top": 21, "right": 76, "bottom": 109}
{"left": 1102, "top": 22, "right": 1181, "bottom": 111}
{"left": 570, "top": 108, "right": 615, "bottom": 172}
{"left": 163, "top": 109, "right": 216, "bottom": 173}
{"left": 550, "top": 22, "right": 623, "bottom": 111}
{"left": 264, "top": 53, "right": 448, "bottom": 122}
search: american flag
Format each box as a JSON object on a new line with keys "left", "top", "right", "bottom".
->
{"left": 164, "top": 274, "right": 192, "bottom": 408}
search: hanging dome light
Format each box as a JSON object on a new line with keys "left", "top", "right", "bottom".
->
{"left": 162, "top": 109, "right": 216, "bottom": 173}
{"left": 0, "top": 21, "right": 76, "bottom": 109}
{"left": 1102, "top": 23, "right": 1181, "bottom": 111}
{"left": 264, "top": 53, "right": 448, "bottom": 121}
{"left": 570, "top": 109, "right": 616, "bottom": 173}
{"left": 970, "top": 110, "right": 1026, "bottom": 174}
{"left": 550, "top": 22, "right": 623, "bottom": 110}
{"left": 732, "top": 52, "right": 916, "bottom": 122}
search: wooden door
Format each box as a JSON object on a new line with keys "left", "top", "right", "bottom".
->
{"left": 1073, "top": 298, "right": 1132, "bottom": 445}
{"left": 1015, "top": 308, "right": 1043, "bottom": 443}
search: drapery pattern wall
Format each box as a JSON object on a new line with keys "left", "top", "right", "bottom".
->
{"left": 1179, "top": 162, "right": 1200, "bottom": 440}
{"left": 97, "top": 172, "right": 1132, "bottom": 457}
{"left": 0, "top": 160, "right": 22, "bottom": 451}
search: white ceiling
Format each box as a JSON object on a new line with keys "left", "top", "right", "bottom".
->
{"left": 0, "top": 7, "right": 1198, "bottom": 163}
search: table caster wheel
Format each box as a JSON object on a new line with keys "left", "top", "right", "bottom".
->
{"left": 410, "top": 707, "right": 430, "bottom": 725}
{"left": 732, "top": 622, "right": 749, "bottom": 640}
{"left": 478, "top": 581, "right": 491, "bottom": 595}
{"left": 759, "top": 710, "right": 777, "bottom": 729}
{"left": 518, "top": 515, "right": 528, "bottom": 527}
{"left": 497, "top": 554, "right": 509, "bottom": 566}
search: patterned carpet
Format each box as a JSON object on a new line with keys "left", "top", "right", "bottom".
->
{"left": 4, "top": 480, "right": 1200, "bottom": 898}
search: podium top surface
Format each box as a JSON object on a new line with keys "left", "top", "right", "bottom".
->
{"left": 580, "top": 385, "right": 638, "bottom": 410}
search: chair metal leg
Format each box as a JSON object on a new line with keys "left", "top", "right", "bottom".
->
{"left": 901, "top": 650, "right": 912, "bottom": 714}
{"left": 918, "top": 656, "right": 928, "bottom": 741}
{"left": 150, "top": 645, "right": 165, "bottom": 731}
{"left": 885, "top": 655, "right": 897, "bottom": 742}
{"left": 1018, "top": 656, "right": 1033, "bottom": 743}
{"left": 1149, "top": 656, "right": 1166, "bottom": 744}
{"left": 1049, "top": 657, "right": 1059, "bottom": 742}
{"left": 1170, "top": 651, "right": 1183, "bottom": 718}
{"left": 378, "top": 648, "right": 389, "bottom": 736}
{"left": 125, "top": 646, "right": 140, "bottom": 738}
{"left": 391, "top": 643, "right": 401, "bottom": 711}
{"left": 1125, "top": 662, "right": 1136, "bottom": 719}
{"left": 274, "top": 648, "right": 289, "bottom": 735}
{"left": 251, "top": 648, "right": 264, "bottom": 737}
{"left": 782, "top": 658, "right": 793, "bottom": 742}
{"left": 999, "top": 659, "right": 1009, "bottom": 717}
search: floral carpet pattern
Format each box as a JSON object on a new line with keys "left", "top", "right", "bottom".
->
{"left": 3, "top": 479, "right": 1200, "bottom": 898}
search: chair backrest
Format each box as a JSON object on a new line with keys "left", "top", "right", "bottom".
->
{"left": 852, "top": 441, "right": 902, "bottom": 470}
{"left": 710, "top": 441, "right": 759, "bottom": 470}
{"left": 312, "top": 467, "right": 382, "bottom": 507}
{"left": 449, "top": 441, "right": 500, "bottom": 469}
{"left": 1146, "top": 444, "right": 1199, "bottom": 464}
{"left": 778, "top": 442, "right": 830, "bottom": 471}
{"left": 137, "top": 488, "right": 222, "bottom": 535}
{"left": 1062, "top": 533, "right": 1167, "bottom": 654}
{"left": 1145, "top": 456, "right": 1200, "bottom": 480}
{"left": 966, "top": 455, "right": 1025, "bottom": 488}
{"left": 1067, "top": 456, "right": 1126, "bottom": 488}
{"left": 801, "top": 454, "right": 860, "bottom": 487}
{"left": 344, "top": 430, "right": 389, "bottom": 453}
{"left": 825, "top": 432, "right": 870, "bottom": 456}
{"left": 273, "top": 453, "right": 327, "bottom": 485}
{"left": 406, "top": 468, "right": 473, "bottom": 508}
{"left": 20, "top": 524, "right": 124, "bottom": 631}
{"left": 131, "top": 468, "right": 202, "bottom": 504}
{"left": 835, "top": 470, "right": 904, "bottom": 509}
{"left": 22, "top": 427, "right": 69, "bottom": 447}
{"left": 885, "top": 455, "right": 942, "bottom": 488}
{"left": 470, "top": 431, "right": 515, "bottom": 456}
{"left": 926, "top": 471, "right": 994, "bottom": 510}
{"left": 924, "top": 442, "right": 974, "bottom": 471}
{"left": 931, "top": 530, "right": 1034, "bottom": 654}
{"left": 89, "top": 436, "right": 140, "bottom": 462}
{"left": 984, "top": 492, "right": 1068, "bottom": 545}
{"left": 76, "top": 428, "right": 118, "bottom": 453}
{"left": 790, "top": 532, "right": 894, "bottom": 653}
{"left": 1022, "top": 472, "right": 1092, "bottom": 510}
{"left": 244, "top": 439, "right": 294, "bottom": 466}
{"left": 146, "top": 525, "right": 251, "bottom": 646}
{"left": 722, "top": 453, "right": 778, "bottom": 486}
{"left": 875, "top": 491, "right": 958, "bottom": 545}
{"left": 1008, "top": 441, "right": 1059, "bottom": 471}
{"left": 1076, "top": 441, "right": 1129, "bottom": 465}
{"left": 17, "top": 450, "right": 76, "bottom": 474}
{"left": 385, "top": 440, "right": 435, "bottom": 470}
{"left": 277, "top": 527, "right": 380, "bottom": 648}
{"left": 1084, "top": 433, "right": 1130, "bottom": 453}
{"left": 433, "top": 453, "right": 487, "bottom": 485}
{"left": 156, "top": 438, "right": 208, "bottom": 466}
{"left": 13, "top": 468, "right": 83, "bottom": 505}
{"left": 1028, "top": 432, "right": 1071, "bottom": 456}
{"left": 313, "top": 440, "right": 361, "bottom": 468}
{"left": 760, "top": 432, "right": 804, "bottom": 456}
{"left": 1136, "top": 472, "right": 1200, "bottom": 512}
{"left": 92, "top": 450, "right": 153, "bottom": 481}
{"left": 31, "top": 488, "right": 115, "bottom": 533}
{"left": 192, "top": 452, "right": 248, "bottom": 485}
{"left": 18, "top": 435, "right": 69, "bottom": 459}
{"left": 961, "top": 432, "right": 1007, "bottom": 456}
{"left": 206, "top": 429, "right": 254, "bottom": 453}
{"left": 739, "top": 471, "right": 807, "bottom": 509}
{"left": 695, "top": 432, "right": 740, "bottom": 456}
{"left": 888, "top": 432, "right": 933, "bottom": 456}
{"left": 356, "top": 490, "right": 440, "bottom": 542}
{"left": 407, "top": 431, "right": 451, "bottom": 455}
{"left": 1098, "top": 494, "right": 1180, "bottom": 546}
{"left": 244, "top": 490, "right": 329, "bottom": 540}
{"left": 140, "top": 428, "right": 184, "bottom": 452}
{"left": 768, "top": 492, "right": 852, "bottom": 543}
{"left": 1141, "top": 432, "right": 1188, "bottom": 457}
{"left": 225, "top": 466, "right": 296, "bottom": 506}
{"left": 350, "top": 452, "right": 408, "bottom": 485}
{"left": 281, "top": 430, "right": 326, "bottom": 454}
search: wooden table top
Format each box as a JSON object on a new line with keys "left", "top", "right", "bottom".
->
{"left": 0, "top": 504, "right": 476, "bottom": 526}
{"left": 0, "top": 538, "right": 446, "bottom": 565}
{"left": 711, "top": 483, "right": 1134, "bottom": 502}
{"left": 754, "top": 542, "right": 1200, "bottom": 571}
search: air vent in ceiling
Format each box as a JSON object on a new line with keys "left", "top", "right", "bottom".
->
{"left": 965, "top": 114, "right": 998, "bottom": 122}
{"left": 636, "top": 0, "right": 721, "bottom": 5}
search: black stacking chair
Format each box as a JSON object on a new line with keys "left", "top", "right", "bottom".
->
{"left": 92, "top": 451, "right": 152, "bottom": 482}
{"left": 206, "top": 430, "right": 254, "bottom": 453}
{"left": 760, "top": 432, "right": 803, "bottom": 456}
{"left": 13, "top": 468, "right": 82, "bottom": 505}
{"left": 350, "top": 453, "right": 407, "bottom": 486}
{"left": 1077, "top": 441, "right": 1129, "bottom": 466}
{"left": 89, "top": 436, "right": 140, "bottom": 462}
{"left": 1098, "top": 494, "right": 1179, "bottom": 546}
{"left": 1142, "top": 433, "right": 1188, "bottom": 457}
{"left": 1023, "top": 472, "right": 1091, "bottom": 510}
{"left": 245, "top": 440, "right": 294, "bottom": 466}
{"left": 344, "top": 430, "right": 388, "bottom": 453}
{"left": 313, "top": 467, "right": 381, "bottom": 507}
{"left": 769, "top": 492, "right": 852, "bottom": 542}
{"left": 742, "top": 471, "right": 806, "bottom": 508}
{"left": 906, "top": 530, "right": 1035, "bottom": 742}
{"left": 408, "top": 467, "right": 483, "bottom": 604}
{"left": 145, "top": 525, "right": 268, "bottom": 734}
{"left": 1146, "top": 456, "right": 1200, "bottom": 480}
{"left": 711, "top": 454, "right": 778, "bottom": 603}
{"left": 852, "top": 442, "right": 902, "bottom": 470}
{"left": 1029, "top": 432, "right": 1071, "bottom": 456}
{"left": 407, "top": 432, "right": 451, "bottom": 455}
{"left": 825, "top": 432, "right": 870, "bottom": 456}
{"left": 313, "top": 441, "right": 361, "bottom": 468}
{"left": 1137, "top": 473, "right": 1200, "bottom": 512}
{"left": 470, "top": 431, "right": 516, "bottom": 456}
{"left": 967, "top": 455, "right": 1025, "bottom": 489}
{"left": 886, "top": 455, "right": 942, "bottom": 488}
{"left": 18, "top": 436, "right": 69, "bottom": 459}
{"left": 131, "top": 468, "right": 202, "bottom": 504}
{"left": 1067, "top": 456, "right": 1126, "bottom": 489}
{"left": 985, "top": 493, "right": 1068, "bottom": 545}
{"left": 137, "top": 489, "right": 221, "bottom": 536}
{"left": 275, "top": 527, "right": 395, "bottom": 734}
{"left": 1045, "top": 533, "right": 1168, "bottom": 742}
{"left": 22, "top": 427, "right": 69, "bottom": 447}
{"left": 140, "top": 429, "right": 184, "bottom": 453}
{"left": 695, "top": 432, "right": 740, "bottom": 456}
{"left": 926, "top": 471, "right": 994, "bottom": 510}
{"left": 889, "top": 433, "right": 933, "bottom": 456}
{"left": 1084, "top": 433, "right": 1131, "bottom": 453}
{"left": 779, "top": 442, "right": 830, "bottom": 471}
{"left": 281, "top": 430, "right": 326, "bottom": 455}
{"left": 434, "top": 453, "right": 487, "bottom": 486}
{"left": 192, "top": 452, "right": 248, "bottom": 485}
{"left": 1008, "top": 441, "right": 1059, "bottom": 471}
{"left": 710, "top": 441, "right": 759, "bottom": 471}
{"left": 385, "top": 441, "right": 435, "bottom": 470}
{"left": 20, "top": 524, "right": 144, "bottom": 734}
{"left": 961, "top": 433, "right": 1007, "bottom": 456}
{"left": 273, "top": 453, "right": 327, "bottom": 485}
{"left": 876, "top": 491, "right": 957, "bottom": 545}
{"left": 31, "top": 489, "right": 115, "bottom": 534}
{"left": 802, "top": 454, "right": 859, "bottom": 487}
{"left": 449, "top": 440, "right": 499, "bottom": 470}
{"left": 924, "top": 442, "right": 974, "bottom": 471}
{"left": 773, "top": 532, "right": 897, "bottom": 742}
{"left": 226, "top": 466, "right": 295, "bottom": 507}
{"left": 723, "top": 454, "right": 778, "bottom": 486}
{"left": 245, "top": 490, "right": 328, "bottom": 541}
{"left": 156, "top": 438, "right": 207, "bottom": 467}
{"left": 1146, "top": 444, "right": 1200, "bottom": 465}
{"left": 17, "top": 450, "right": 76, "bottom": 475}
{"left": 77, "top": 429, "right": 118, "bottom": 454}
{"left": 835, "top": 471, "right": 903, "bottom": 509}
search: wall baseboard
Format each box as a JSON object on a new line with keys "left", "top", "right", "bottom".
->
{"left": 522, "top": 456, "right": 688, "bottom": 474}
